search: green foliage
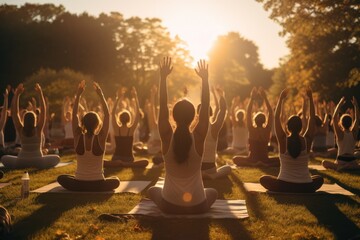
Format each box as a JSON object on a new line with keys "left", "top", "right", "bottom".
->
{"left": 257, "top": 0, "right": 360, "bottom": 101}
{"left": 22, "top": 68, "right": 93, "bottom": 120}
{"left": 208, "top": 32, "right": 273, "bottom": 101}
{"left": 0, "top": 4, "right": 195, "bottom": 103}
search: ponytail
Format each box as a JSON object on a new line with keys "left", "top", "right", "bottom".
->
{"left": 173, "top": 124, "right": 192, "bottom": 164}
{"left": 287, "top": 133, "right": 301, "bottom": 158}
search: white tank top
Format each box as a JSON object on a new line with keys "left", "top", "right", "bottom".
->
{"left": 278, "top": 139, "right": 312, "bottom": 183}
{"left": 202, "top": 126, "right": 217, "bottom": 163}
{"left": 64, "top": 122, "right": 73, "bottom": 139}
{"left": 75, "top": 135, "right": 105, "bottom": 181}
{"left": 232, "top": 125, "right": 248, "bottom": 149}
{"left": 18, "top": 132, "right": 43, "bottom": 159}
{"left": 162, "top": 133, "right": 206, "bottom": 206}
{"left": 337, "top": 131, "right": 355, "bottom": 156}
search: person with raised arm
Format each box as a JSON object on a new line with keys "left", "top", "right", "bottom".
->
{"left": 1, "top": 84, "right": 60, "bottom": 169}
{"left": 233, "top": 87, "right": 279, "bottom": 167}
{"left": 322, "top": 97, "right": 360, "bottom": 170}
{"left": 201, "top": 87, "right": 231, "bottom": 179}
{"left": 57, "top": 81, "right": 120, "bottom": 191}
{"left": 260, "top": 88, "right": 324, "bottom": 193}
{"left": 104, "top": 87, "right": 149, "bottom": 168}
{"left": 147, "top": 57, "right": 217, "bottom": 214}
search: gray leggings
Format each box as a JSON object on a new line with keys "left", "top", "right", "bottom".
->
{"left": 57, "top": 175, "right": 120, "bottom": 192}
{"left": 147, "top": 186, "right": 218, "bottom": 214}
{"left": 260, "top": 175, "right": 324, "bottom": 193}
{"left": 1, "top": 155, "right": 60, "bottom": 169}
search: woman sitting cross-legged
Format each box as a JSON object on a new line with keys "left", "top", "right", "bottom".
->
{"left": 104, "top": 87, "right": 149, "bottom": 168}
{"left": 147, "top": 57, "right": 217, "bottom": 214}
{"left": 233, "top": 87, "right": 279, "bottom": 167}
{"left": 57, "top": 81, "right": 120, "bottom": 192}
{"left": 1, "top": 84, "right": 60, "bottom": 169}
{"left": 260, "top": 88, "right": 324, "bottom": 193}
{"left": 201, "top": 87, "right": 231, "bottom": 179}
{"left": 322, "top": 96, "right": 360, "bottom": 171}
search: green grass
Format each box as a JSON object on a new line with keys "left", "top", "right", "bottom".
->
{"left": 1, "top": 154, "right": 359, "bottom": 240}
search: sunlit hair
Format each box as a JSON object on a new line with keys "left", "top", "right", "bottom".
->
{"left": 81, "top": 111, "right": 101, "bottom": 135}
{"left": 254, "top": 112, "right": 266, "bottom": 127}
{"left": 235, "top": 109, "right": 245, "bottom": 127}
{"left": 119, "top": 110, "right": 131, "bottom": 125}
{"left": 22, "top": 111, "right": 36, "bottom": 137}
{"left": 172, "top": 99, "right": 195, "bottom": 164}
{"left": 286, "top": 115, "right": 302, "bottom": 159}
{"left": 340, "top": 114, "right": 352, "bottom": 130}
{"left": 314, "top": 115, "right": 323, "bottom": 127}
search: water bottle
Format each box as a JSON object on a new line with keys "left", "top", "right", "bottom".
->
{"left": 21, "top": 171, "right": 30, "bottom": 199}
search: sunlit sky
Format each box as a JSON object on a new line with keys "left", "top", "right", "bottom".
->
{"left": 2, "top": 0, "right": 289, "bottom": 69}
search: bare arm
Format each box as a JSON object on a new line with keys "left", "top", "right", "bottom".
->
{"left": 300, "top": 95, "right": 308, "bottom": 135}
{"left": 112, "top": 88, "right": 122, "bottom": 131}
{"left": 275, "top": 89, "right": 287, "bottom": 153}
{"left": 351, "top": 97, "right": 359, "bottom": 138}
{"left": 35, "top": 84, "right": 46, "bottom": 134}
{"left": 129, "top": 87, "right": 140, "bottom": 134}
{"left": 12, "top": 84, "right": 24, "bottom": 133}
{"left": 246, "top": 88, "right": 256, "bottom": 131}
{"left": 94, "top": 82, "right": 109, "bottom": 143}
{"left": 72, "top": 81, "right": 85, "bottom": 136}
{"left": 158, "top": 57, "right": 173, "bottom": 153}
{"left": 304, "top": 88, "right": 316, "bottom": 149}
{"left": 211, "top": 88, "right": 227, "bottom": 138}
{"left": 332, "top": 97, "right": 345, "bottom": 141}
{"left": 211, "top": 86, "right": 220, "bottom": 122}
{"left": 194, "top": 60, "right": 210, "bottom": 155}
{"left": 259, "top": 88, "right": 273, "bottom": 130}
{"left": 0, "top": 89, "right": 9, "bottom": 132}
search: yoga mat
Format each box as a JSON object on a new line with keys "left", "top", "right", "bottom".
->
{"left": 128, "top": 199, "right": 248, "bottom": 219}
{"left": 308, "top": 165, "right": 326, "bottom": 171}
{"left": 243, "top": 182, "right": 354, "bottom": 196}
{"left": 0, "top": 162, "right": 74, "bottom": 168}
{"left": 146, "top": 163, "right": 164, "bottom": 169}
{"left": 32, "top": 181, "right": 151, "bottom": 194}
{"left": 0, "top": 183, "right": 11, "bottom": 188}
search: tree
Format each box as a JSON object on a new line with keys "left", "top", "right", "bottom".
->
{"left": 208, "top": 32, "right": 273, "bottom": 101}
{"left": 257, "top": 0, "right": 360, "bottom": 101}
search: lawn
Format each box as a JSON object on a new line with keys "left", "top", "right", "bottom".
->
{"left": 0, "top": 154, "right": 359, "bottom": 240}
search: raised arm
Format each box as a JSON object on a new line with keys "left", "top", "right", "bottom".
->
{"left": 0, "top": 89, "right": 9, "bottom": 132}
{"left": 230, "top": 96, "right": 239, "bottom": 125}
{"left": 211, "top": 86, "right": 220, "bottom": 122}
{"left": 11, "top": 84, "right": 24, "bottom": 133}
{"left": 93, "top": 82, "right": 109, "bottom": 142}
{"left": 247, "top": 87, "right": 256, "bottom": 130}
{"left": 72, "top": 80, "right": 85, "bottom": 135}
{"left": 259, "top": 87, "right": 273, "bottom": 130}
{"left": 274, "top": 89, "right": 287, "bottom": 152}
{"left": 35, "top": 84, "right": 46, "bottom": 134}
{"left": 129, "top": 87, "right": 140, "bottom": 134}
{"left": 211, "top": 88, "right": 227, "bottom": 138}
{"left": 300, "top": 95, "right": 308, "bottom": 135}
{"left": 351, "top": 97, "right": 359, "bottom": 138}
{"left": 304, "top": 88, "right": 316, "bottom": 148}
{"left": 149, "top": 85, "right": 158, "bottom": 126}
{"left": 194, "top": 60, "right": 210, "bottom": 144}
{"left": 158, "top": 57, "right": 173, "bottom": 149}
{"left": 332, "top": 97, "right": 345, "bottom": 140}
{"left": 112, "top": 87, "right": 122, "bottom": 130}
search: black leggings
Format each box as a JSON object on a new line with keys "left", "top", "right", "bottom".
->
{"left": 57, "top": 175, "right": 120, "bottom": 192}
{"left": 260, "top": 175, "right": 324, "bottom": 193}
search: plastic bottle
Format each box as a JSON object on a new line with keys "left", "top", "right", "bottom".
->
{"left": 21, "top": 171, "right": 30, "bottom": 199}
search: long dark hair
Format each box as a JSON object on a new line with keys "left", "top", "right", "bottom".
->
{"left": 172, "top": 99, "right": 195, "bottom": 164}
{"left": 82, "top": 111, "right": 101, "bottom": 135}
{"left": 340, "top": 114, "right": 352, "bottom": 130}
{"left": 22, "top": 111, "right": 36, "bottom": 137}
{"left": 286, "top": 115, "right": 302, "bottom": 158}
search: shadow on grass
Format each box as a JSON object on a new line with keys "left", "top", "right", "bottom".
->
{"left": 272, "top": 194, "right": 360, "bottom": 240}
{"left": 230, "top": 171, "right": 264, "bottom": 220}
{"left": 9, "top": 193, "right": 112, "bottom": 239}
{"left": 316, "top": 171, "right": 360, "bottom": 196}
